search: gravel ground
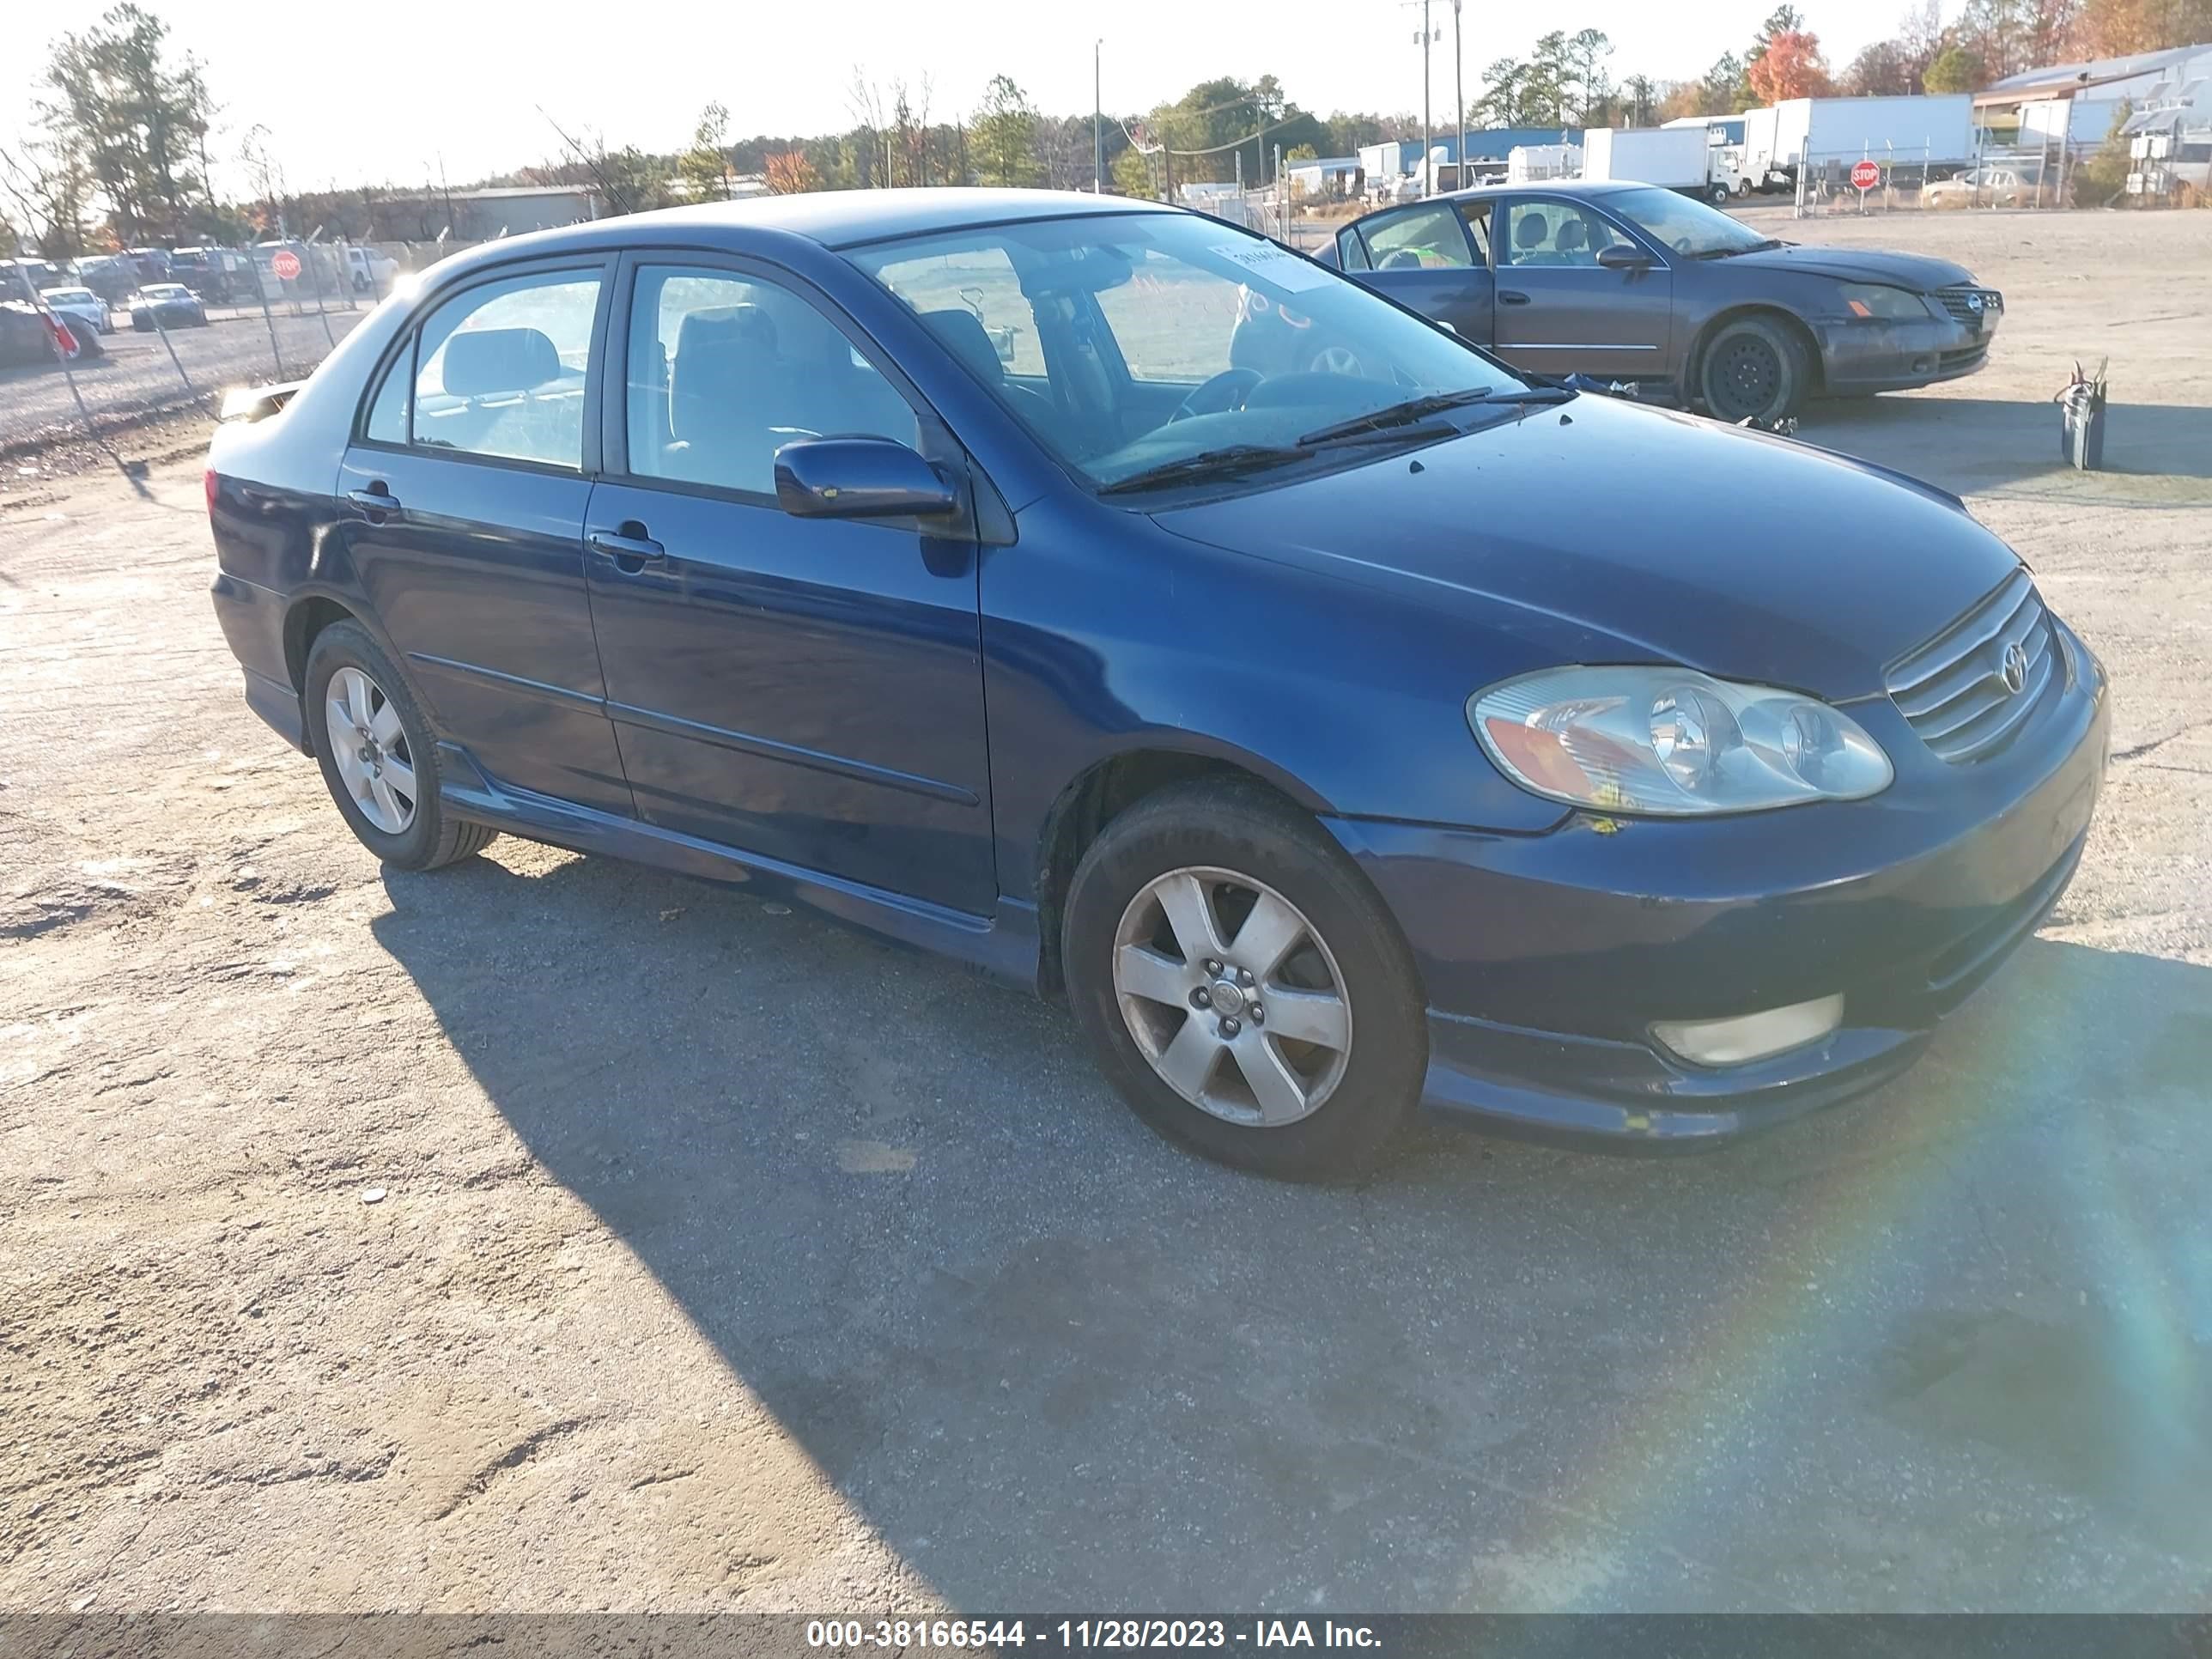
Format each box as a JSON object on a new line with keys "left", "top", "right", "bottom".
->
{"left": 1, "top": 207, "right": 2208, "bottom": 1616}
{"left": 0, "top": 305, "right": 368, "bottom": 456}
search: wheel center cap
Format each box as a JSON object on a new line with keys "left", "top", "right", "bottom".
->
{"left": 1209, "top": 978, "right": 1246, "bottom": 1018}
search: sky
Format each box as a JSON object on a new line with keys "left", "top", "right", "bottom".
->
{"left": 4, "top": 0, "right": 1902, "bottom": 199}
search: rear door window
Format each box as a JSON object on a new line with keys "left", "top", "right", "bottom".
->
{"left": 1358, "top": 204, "right": 1475, "bottom": 271}
{"left": 404, "top": 270, "right": 603, "bottom": 468}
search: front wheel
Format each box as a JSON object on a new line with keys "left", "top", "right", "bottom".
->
{"left": 1698, "top": 314, "right": 1809, "bottom": 426}
{"left": 1063, "top": 780, "right": 1427, "bottom": 1181}
{"left": 1710, "top": 181, "right": 1731, "bottom": 204}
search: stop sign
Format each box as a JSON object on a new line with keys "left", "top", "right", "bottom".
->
{"left": 270, "top": 249, "right": 302, "bottom": 280}
{"left": 1850, "top": 159, "right": 1881, "bottom": 191}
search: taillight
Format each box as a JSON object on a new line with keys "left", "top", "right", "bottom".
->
{"left": 204, "top": 465, "right": 218, "bottom": 517}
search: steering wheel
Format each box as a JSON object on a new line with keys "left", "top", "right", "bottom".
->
{"left": 1170, "top": 367, "right": 1265, "bottom": 423}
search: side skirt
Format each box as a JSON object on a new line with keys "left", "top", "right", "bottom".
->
{"left": 434, "top": 742, "right": 1042, "bottom": 990}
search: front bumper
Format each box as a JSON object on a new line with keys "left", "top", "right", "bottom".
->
{"left": 1327, "top": 625, "right": 2109, "bottom": 1148}
{"left": 1815, "top": 308, "right": 2001, "bottom": 396}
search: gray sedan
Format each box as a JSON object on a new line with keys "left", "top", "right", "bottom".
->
{"left": 1286, "top": 180, "right": 2002, "bottom": 425}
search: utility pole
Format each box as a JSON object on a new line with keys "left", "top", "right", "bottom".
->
{"left": 1421, "top": 0, "right": 1432, "bottom": 197}
{"left": 1453, "top": 0, "right": 1466, "bottom": 191}
{"left": 1093, "top": 39, "right": 1103, "bottom": 193}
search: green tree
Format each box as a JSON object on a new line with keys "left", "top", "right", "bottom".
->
{"left": 1476, "top": 58, "right": 1530, "bottom": 126}
{"left": 678, "top": 101, "right": 732, "bottom": 201}
{"left": 1921, "top": 43, "right": 1984, "bottom": 92}
{"left": 39, "top": 3, "right": 215, "bottom": 243}
{"left": 1111, "top": 145, "right": 1154, "bottom": 198}
{"left": 972, "top": 75, "right": 1042, "bottom": 187}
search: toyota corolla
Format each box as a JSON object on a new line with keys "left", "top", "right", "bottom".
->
{"left": 204, "top": 189, "right": 2106, "bottom": 1180}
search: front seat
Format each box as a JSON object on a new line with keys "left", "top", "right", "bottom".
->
{"left": 1554, "top": 219, "right": 1589, "bottom": 261}
{"left": 1511, "top": 214, "right": 1555, "bottom": 267}
{"left": 918, "top": 307, "right": 1060, "bottom": 441}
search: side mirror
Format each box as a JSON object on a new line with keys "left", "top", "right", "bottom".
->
{"left": 1596, "top": 245, "right": 1653, "bottom": 271}
{"left": 1313, "top": 242, "right": 1343, "bottom": 269}
{"left": 774, "top": 436, "right": 961, "bottom": 520}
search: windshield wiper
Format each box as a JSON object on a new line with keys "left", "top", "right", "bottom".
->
{"left": 1692, "top": 238, "right": 1784, "bottom": 259}
{"left": 1293, "top": 387, "right": 1502, "bottom": 447}
{"left": 1097, "top": 443, "right": 1309, "bottom": 495}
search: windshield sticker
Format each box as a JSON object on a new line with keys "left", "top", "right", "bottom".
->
{"left": 1210, "top": 242, "right": 1333, "bottom": 294}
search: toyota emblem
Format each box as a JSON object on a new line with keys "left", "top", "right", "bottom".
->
{"left": 1999, "top": 639, "right": 2028, "bottom": 695}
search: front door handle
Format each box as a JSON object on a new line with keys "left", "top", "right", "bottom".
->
{"left": 1498, "top": 289, "right": 1532, "bottom": 306}
{"left": 588, "top": 527, "right": 666, "bottom": 572}
{"left": 346, "top": 485, "right": 402, "bottom": 519}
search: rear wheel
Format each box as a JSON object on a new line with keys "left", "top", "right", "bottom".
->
{"left": 1064, "top": 781, "right": 1427, "bottom": 1181}
{"left": 305, "top": 621, "right": 496, "bottom": 871}
{"left": 1698, "top": 314, "right": 1809, "bottom": 426}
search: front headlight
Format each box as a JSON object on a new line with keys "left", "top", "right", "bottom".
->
{"left": 1838, "top": 283, "right": 1936, "bottom": 321}
{"left": 1468, "top": 666, "right": 1893, "bottom": 817}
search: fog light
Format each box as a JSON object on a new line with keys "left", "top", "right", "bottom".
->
{"left": 1651, "top": 994, "right": 1844, "bottom": 1066}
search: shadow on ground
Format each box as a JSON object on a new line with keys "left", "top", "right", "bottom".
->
{"left": 372, "top": 849, "right": 2212, "bottom": 1609}
{"left": 1808, "top": 396, "right": 2212, "bottom": 495}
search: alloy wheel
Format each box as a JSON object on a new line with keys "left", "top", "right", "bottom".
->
{"left": 325, "top": 665, "right": 418, "bottom": 835}
{"left": 1111, "top": 866, "right": 1353, "bottom": 1128}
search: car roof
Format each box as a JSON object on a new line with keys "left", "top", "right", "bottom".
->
{"left": 1437, "top": 179, "right": 1642, "bottom": 204}
{"left": 432, "top": 188, "right": 1184, "bottom": 278}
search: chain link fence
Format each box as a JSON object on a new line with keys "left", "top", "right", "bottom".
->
{"left": 2, "top": 235, "right": 460, "bottom": 459}
{"left": 1790, "top": 142, "right": 2077, "bottom": 217}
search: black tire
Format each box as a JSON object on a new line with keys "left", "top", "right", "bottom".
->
{"left": 305, "top": 620, "right": 496, "bottom": 871}
{"left": 1063, "top": 779, "right": 1428, "bottom": 1181}
{"left": 1710, "top": 181, "right": 1731, "bottom": 205}
{"left": 1698, "top": 314, "right": 1809, "bottom": 426}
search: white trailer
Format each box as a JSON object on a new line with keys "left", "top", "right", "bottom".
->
{"left": 1506, "top": 143, "right": 1583, "bottom": 184}
{"left": 2020, "top": 96, "right": 2128, "bottom": 149}
{"left": 1581, "top": 126, "right": 1712, "bottom": 192}
{"left": 1768, "top": 94, "right": 1976, "bottom": 176}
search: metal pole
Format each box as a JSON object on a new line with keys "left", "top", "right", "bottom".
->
{"left": 7, "top": 228, "right": 101, "bottom": 444}
{"left": 1093, "top": 40, "right": 1103, "bottom": 193}
{"left": 1453, "top": 0, "right": 1466, "bottom": 193}
{"left": 245, "top": 240, "right": 285, "bottom": 378}
{"left": 1420, "top": 0, "right": 1432, "bottom": 197}
{"left": 304, "top": 230, "right": 337, "bottom": 349}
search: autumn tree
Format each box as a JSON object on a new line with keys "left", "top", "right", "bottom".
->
{"left": 1746, "top": 31, "right": 1834, "bottom": 102}
{"left": 763, "top": 149, "right": 819, "bottom": 194}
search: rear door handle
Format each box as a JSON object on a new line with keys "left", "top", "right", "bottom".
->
{"left": 1498, "top": 290, "right": 1531, "bottom": 306}
{"left": 346, "top": 486, "right": 402, "bottom": 518}
{"left": 588, "top": 528, "right": 666, "bottom": 571}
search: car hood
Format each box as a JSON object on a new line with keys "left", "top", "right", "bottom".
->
{"left": 1149, "top": 394, "right": 2022, "bottom": 702}
{"left": 1723, "top": 241, "right": 1977, "bottom": 293}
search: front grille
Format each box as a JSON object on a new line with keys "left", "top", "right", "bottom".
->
{"left": 1940, "top": 343, "right": 1989, "bottom": 371}
{"left": 1886, "top": 568, "right": 2056, "bottom": 764}
{"left": 1935, "top": 285, "right": 2002, "bottom": 326}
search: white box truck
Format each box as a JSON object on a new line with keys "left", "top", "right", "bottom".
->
{"left": 1581, "top": 126, "right": 1713, "bottom": 193}
{"left": 1658, "top": 111, "right": 1794, "bottom": 198}
{"left": 1768, "top": 94, "right": 1976, "bottom": 178}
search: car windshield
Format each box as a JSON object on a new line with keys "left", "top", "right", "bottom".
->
{"left": 1601, "top": 186, "right": 1774, "bottom": 257}
{"left": 44, "top": 289, "right": 94, "bottom": 303}
{"left": 848, "top": 210, "right": 1528, "bottom": 493}
{"left": 145, "top": 285, "right": 188, "bottom": 299}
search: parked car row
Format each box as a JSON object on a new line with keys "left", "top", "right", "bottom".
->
{"left": 204, "top": 186, "right": 2099, "bottom": 1182}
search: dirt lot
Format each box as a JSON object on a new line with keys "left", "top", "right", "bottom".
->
{"left": 3, "top": 207, "right": 2209, "bottom": 1616}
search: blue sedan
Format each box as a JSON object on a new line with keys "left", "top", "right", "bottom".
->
{"left": 204, "top": 189, "right": 2107, "bottom": 1179}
